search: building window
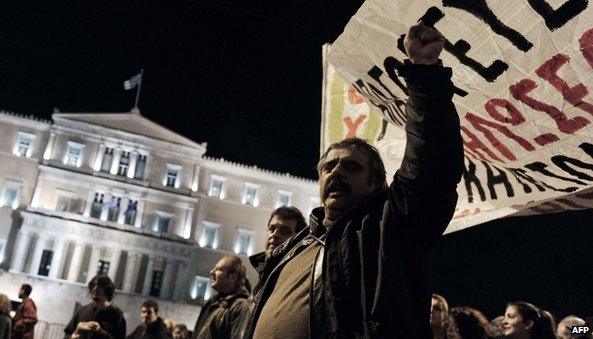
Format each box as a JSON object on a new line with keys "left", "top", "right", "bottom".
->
{"left": 135, "top": 154, "right": 147, "bottom": 179}
{"left": 124, "top": 200, "right": 138, "bottom": 225}
{"left": 242, "top": 183, "right": 259, "bottom": 207}
{"left": 14, "top": 132, "right": 35, "bottom": 157}
{"left": 118, "top": 151, "right": 130, "bottom": 176}
{"left": 154, "top": 212, "right": 172, "bottom": 233}
{"left": 208, "top": 176, "right": 225, "bottom": 199}
{"left": 97, "top": 260, "right": 110, "bottom": 276}
{"left": 309, "top": 196, "right": 320, "bottom": 215}
{"left": 277, "top": 190, "right": 292, "bottom": 207}
{"left": 106, "top": 196, "right": 121, "bottom": 222}
{"left": 0, "top": 239, "right": 6, "bottom": 263}
{"left": 1, "top": 181, "right": 22, "bottom": 209}
{"left": 55, "top": 190, "right": 83, "bottom": 214}
{"left": 37, "top": 249, "right": 53, "bottom": 276}
{"left": 163, "top": 164, "right": 181, "bottom": 188}
{"left": 64, "top": 141, "right": 85, "bottom": 167}
{"left": 90, "top": 193, "right": 104, "bottom": 219}
{"left": 101, "top": 147, "right": 114, "bottom": 172}
{"left": 234, "top": 228, "right": 254, "bottom": 255}
{"left": 199, "top": 221, "right": 220, "bottom": 249}
{"left": 191, "top": 276, "right": 212, "bottom": 303}
{"left": 150, "top": 270, "right": 164, "bottom": 297}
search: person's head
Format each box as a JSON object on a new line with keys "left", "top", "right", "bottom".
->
{"left": 140, "top": 299, "right": 159, "bottom": 325}
{"left": 317, "top": 138, "right": 387, "bottom": 220}
{"left": 164, "top": 319, "right": 175, "bottom": 333}
{"left": 503, "top": 302, "right": 557, "bottom": 339}
{"left": 557, "top": 315, "right": 587, "bottom": 339}
{"left": 18, "top": 284, "right": 32, "bottom": 299}
{"left": 490, "top": 315, "right": 505, "bottom": 337}
{"left": 430, "top": 294, "right": 449, "bottom": 332}
{"left": 266, "top": 206, "right": 307, "bottom": 251}
{"left": 210, "top": 256, "right": 246, "bottom": 294}
{"left": 88, "top": 275, "right": 115, "bottom": 303}
{"left": 0, "top": 294, "right": 10, "bottom": 314}
{"left": 446, "top": 307, "right": 491, "bottom": 339}
{"left": 173, "top": 324, "right": 189, "bottom": 339}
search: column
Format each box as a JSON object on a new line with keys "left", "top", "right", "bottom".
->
{"left": 48, "top": 238, "right": 67, "bottom": 279}
{"left": 86, "top": 245, "right": 102, "bottom": 283}
{"left": 190, "top": 164, "right": 200, "bottom": 192}
{"left": 83, "top": 191, "right": 96, "bottom": 217}
{"left": 160, "top": 259, "right": 176, "bottom": 300}
{"left": 29, "top": 235, "right": 49, "bottom": 275}
{"left": 43, "top": 131, "right": 56, "bottom": 160}
{"left": 100, "top": 193, "right": 110, "bottom": 221}
{"left": 127, "top": 151, "right": 138, "bottom": 179}
{"left": 173, "top": 261, "right": 188, "bottom": 301}
{"left": 117, "top": 197, "right": 129, "bottom": 224}
{"left": 143, "top": 155, "right": 152, "bottom": 180}
{"left": 122, "top": 252, "right": 140, "bottom": 293}
{"left": 30, "top": 178, "right": 45, "bottom": 208}
{"left": 67, "top": 242, "right": 85, "bottom": 282}
{"left": 93, "top": 144, "right": 106, "bottom": 171}
{"left": 134, "top": 199, "right": 145, "bottom": 228}
{"left": 182, "top": 209, "right": 194, "bottom": 239}
{"left": 142, "top": 255, "right": 155, "bottom": 295}
{"left": 110, "top": 148, "right": 122, "bottom": 175}
{"left": 107, "top": 248, "right": 121, "bottom": 283}
{"left": 11, "top": 231, "right": 32, "bottom": 272}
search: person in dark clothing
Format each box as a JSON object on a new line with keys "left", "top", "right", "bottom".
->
{"left": 127, "top": 300, "right": 171, "bottom": 339}
{"left": 12, "top": 284, "right": 37, "bottom": 339}
{"left": 244, "top": 22, "right": 464, "bottom": 339}
{"left": 0, "top": 293, "right": 12, "bottom": 339}
{"left": 192, "top": 256, "right": 249, "bottom": 339}
{"left": 64, "top": 275, "right": 126, "bottom": 339}
{"left": 248, "top": 206, "right": 307, "bottom": 298}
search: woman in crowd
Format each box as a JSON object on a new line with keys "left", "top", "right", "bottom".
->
{"left": 446, "top": 306, "right": 491, "bottom": 339}
{"left": 502, "top": 301, "right": 556, "bottom": 339}
{"left": 0, "top": 293, "right": 11, "bottom": 339}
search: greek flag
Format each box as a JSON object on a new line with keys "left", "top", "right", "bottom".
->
{"left": 124, "top": 73, "right": 142, "bottom": 90}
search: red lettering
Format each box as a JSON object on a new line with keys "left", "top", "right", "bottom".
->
{"left": 509, "top": 79, "right": 589, "bottom": 134}
{"left": 465, "top": 113, "right": 535, "bottom": 161}
{"left": 343, "top": 115, "right": 367, "bottom": 138}
{"left": 460, "top": 126, "right": 503, "bottom": 162}
{"left": 452, "top": 208, "right": 481, "bottom": 220}
{"left": 579, "top": 27, "right": 593, "bottom": 69}
{"left": 534, "top": 133, "right": 560, "bottom": 146}
{"left": 535, "top": 53, "right": 593, "bottom": 115}
{"left": 348, "top": 86, "right": 365, "bottom": 105}
{"left": 484, "top": 98, "right": 526, "bottom": 125}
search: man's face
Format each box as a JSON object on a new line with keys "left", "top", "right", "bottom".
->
{"left": 266, "top": 215, "right": 297, "bottom": 251}
{"left": 18, "top": 287, "right": 25, "bottom": 299}
{"left": 90, "top": 285, "right": 107, "bottom": 303}
{"left": 210, "top": 257, "right": 238, "bottom": 294}
{"left": 430, "top": 298, "right": 448, "bottom": 329}
{"left": 319, "top": 148, "right": 375, "bottom": 218}
{"left": 140, "top": 306, "right": 158, "bottom": 325}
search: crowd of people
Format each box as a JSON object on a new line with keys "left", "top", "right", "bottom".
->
{"left": 0, "top": 22, "right": 590, "bottom": 339}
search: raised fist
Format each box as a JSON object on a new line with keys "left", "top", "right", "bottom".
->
{"left": 404, "top": 22, "right": 445, "bottom": 65}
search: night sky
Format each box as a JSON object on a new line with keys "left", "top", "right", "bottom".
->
{"left": 2, "top": 1, "right": 592, "bottom": 320}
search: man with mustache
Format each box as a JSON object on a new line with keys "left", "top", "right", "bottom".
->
{"left": 245, "top": 22, "right": 463, "bottom": 339}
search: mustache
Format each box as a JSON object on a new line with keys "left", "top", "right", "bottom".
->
{"left": 324, "top": 178, "right": 351, "bottom": 198}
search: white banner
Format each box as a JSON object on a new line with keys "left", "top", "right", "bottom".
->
{"left": 324, "top": 0, "right": 593, "bottom": 232}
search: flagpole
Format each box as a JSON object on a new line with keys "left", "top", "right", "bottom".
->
{"left": 133, "top": 69, "right": 144, "bottom": 111}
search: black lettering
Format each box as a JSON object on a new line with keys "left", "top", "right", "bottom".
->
{"left": 444, "top": 40, "right": 509, "bottom": 82}
{"left": 368, "top": 66, "right": 397, "bottom": 98}
{"left": 524, "top": 161, "right": 586, "bottom": 187}
{"left": 579, "top": 142, "right": 593, "bottom": 158}
{"left": 557, "top": 198, "right": 588, "bottom": 209}
{"left": 507, "top": 167, "right": 546, "bottom": 193}
{"left": 527, "top": 0, "right": 589, "bottom": 31}
{"left": 530, "top": 202, "right": 564, "bottom": 213}
{"left": 483, "top": 161, "right": 514, "bottom": 199}
{"left": 463, "top": 157, "right": 487, "bottom": 203}
{"left": 383, "top": 57, "right": 409, "bottom": 96}
{"left": 551, "top": 155, "right": 593, "bottom": 181}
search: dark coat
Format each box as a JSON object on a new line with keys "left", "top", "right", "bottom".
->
{"left": 0, "top": 310, "right": 11, "bottom": 339}
{"left": 245, "top": 62, "right": 463, "bottom": 338}
{"left": 12, "top": 299, "right": 36, "bottom": 339}
{"left": 126, "top": 318, "right": 171, "bottom": 339}
{"left": 192, "top": 288, "right": 250, "bottom": 339}
{"left": 64, "top": 303, "right": 126, "bottom": 339}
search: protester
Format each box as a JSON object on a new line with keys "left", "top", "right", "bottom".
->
{"left": 502, "top": 302, "right": 556, "bottom": 339}
{"left": 447, "top": 306, "right": 491, "bottom": 339}
{"left": 557, "top": 315, "right": 589, "bottom": 339}
{"left": 64, "top": 275, "right": 126, "bottom": 339}
{"left": 490, "top": 315, "right": 505, "bottom": 338}
{"left": 244, "top": 21, "right": 464, "bottom": 339}
{"left": 0, "top": 294, "right": 11, "bottom": 339}
{"left": 12, "top": 284, "right": 37, "bottom": 339}
{"left": 431, "top": 294, "right": 449, "bottom": 339}
{"left": 163, "top": 320, "right": 174, "bottom": 337}
{"left": 249, "top": 206, "right": 307, "bottom": 297}
{"left": 191, "top": 256, "right": 249, "bottom": 339}
{"left": 172, "top": 324, "right": 188, "bottom": 339}
{"left": 126, "top": 300, "right": 170, "bottom": 339}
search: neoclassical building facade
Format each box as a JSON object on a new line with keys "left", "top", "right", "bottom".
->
{"left": 0, "top": 110, "right": 318, "bottom": 331}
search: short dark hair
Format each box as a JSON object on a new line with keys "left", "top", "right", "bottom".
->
{"left": 142, "top": 299, "right": 159, "bottom": 313}
{"left": 88, "top": 275, "right": 115, "bottom": 301}
{"left": 267, "top": 206, "right": 307, "bottom": 233}
{"left": 224, "top": 255, "right": 247, "bottom": 291}
{"left": 317, "top": 137, "right": 387, "bottom": 190}
{"left": 20, "top": 284, "right": 32, "bottom": 297}
{"left": 450, "top": 307, "right": 491, "bottom": 339}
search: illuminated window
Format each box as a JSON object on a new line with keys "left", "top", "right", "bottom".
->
{"left": 208, "top": 176, "right": 225, "bottom": 199}
{"left": 124, "top": 200, "right": 138, "bottom": 225}
{"left": 234, "top": 227, "right": 254, "bottom": 255}
{"left": 106, "top": 196, "right": 121, "bottom": 222}
{"left": 134, "top": 154, "right": 147, "bottom": 179}
{"left": 14, "top": 132, "right": 35, "bottom": 157}
{"left": 97, "top": 260, "right": 110, "bottom": 276}
{"left": 64, "top": 141, "right": 85, "bottom": 167}
{"left": 1, "top": 181, "right": 22, "bottom": 209}
{"left": 37, "top": 250, "right": 53, "bottom": 276}
{"left": 242, "top": 183, "right": 259, "bottom": 207}
{"left": 90, "top": 193, "right": 104, "bottom": 219}
{"left": 191, "top": 276, "right": 212, "bottom": 303}
{"left": 154, "top": 212, "right": 172, "bottom": 233}
{"left": 100, "top": 147, "right": 113, "bottom": 172}
{"left": 309, "top": 196, "right": 320, "bottom": 215}
{"left": 0, "top": 239, "right": 6, "bottom": 263}
{"left": 118, "top": 151, "right": 130, "bottom": 176}
{"left": 150, "top": 270, "right": 164, "bottom": 297}
{"left": 276, "top": 189, "right": 292, "bottom": 207}
{"left": 199, "top": 221, "right": 220, "bottom": 249}
{"left": 164, "top": 164, "right": 181, "bottom": 188}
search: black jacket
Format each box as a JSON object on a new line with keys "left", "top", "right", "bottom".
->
{"left": 245, "top": 63, "right": 463, "bottom": 338}
{"left": 64, "top": 303, "right": 126, "bottom": 339}
{"left": 126, "top": 318, "right": 171, "bottom": 339}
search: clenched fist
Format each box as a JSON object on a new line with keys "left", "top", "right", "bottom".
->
{"left": 404, "top": 22, "right": 445, "bottom": 65}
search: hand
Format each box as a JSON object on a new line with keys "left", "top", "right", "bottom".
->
{"left": 76, "top": 321, "right": 101, "bottom": 332}
{"left": 404, "top": 22, "right": 445, "bottom": 65}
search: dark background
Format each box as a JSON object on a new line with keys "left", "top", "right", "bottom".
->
{"left": 1, "top": 1, "right": 591, "bottom": 320}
